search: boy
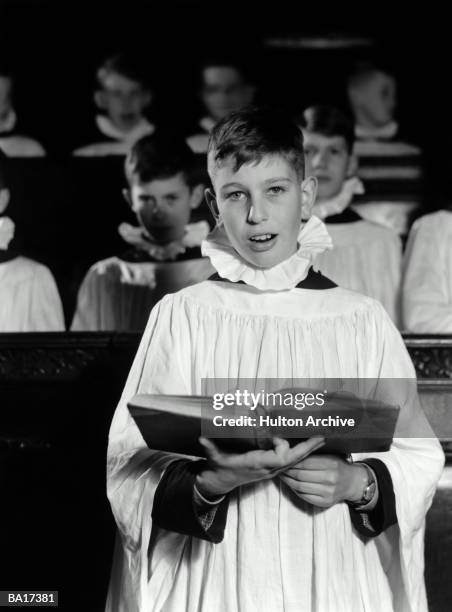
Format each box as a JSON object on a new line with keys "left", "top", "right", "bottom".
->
{"left": 301, "top": 104, "right": 402, "bottom": 324}
{"left": 347, "top": 64, "right": 422, "bottom": 195}
{"left": 106, "top": 108, "right": 443, "bottom": 611}
{"left": 186, "top": 57, "right": 255, "bottom": 154}
{"left": 0, "top": 151, "right": 64, "bottom": 330}
{"left": 73, "top": 53, "right": 154, "bottom": 157}
{"left": 0, "top": 65, "right": 45, "bottom": 157}
{"left": 71, "top": 133, "right": 213, "bottom": 331}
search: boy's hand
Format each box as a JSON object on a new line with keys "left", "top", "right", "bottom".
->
{"left": 279, "top": 455, "right": 368, "bottom": 508}
{"left": 195, "top": 436, "right": 325, "bottom": 498}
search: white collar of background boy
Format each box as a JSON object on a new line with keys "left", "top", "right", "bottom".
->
{"left": 201, "top": 216, "right": 332, "bottom": 291}
{"left": 0, "top": 109, "right": 17, "bottom": 135}
{"left": 0, "top": 217, "right": 15, "bottom": 251}
{"left": 199, "top": 116, "right": 216, "bottom": 133}
{"left": 0, "top": 189, "right": 15, "bottom": 251}
{"left": 355, "top": 120, "right": 398, "bottom": 141}
{"left": 312, "top": 177, "right": 364, "bottom": 221}
{"left": 118, "top": 220, "right": 210, "bottom": 261}
{"left": 96, "top": 114, "right": 155, "bottom": 142}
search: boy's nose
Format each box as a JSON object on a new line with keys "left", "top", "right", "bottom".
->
{"left": 146, "top": 199, "right": 165, "bottom": 216}
{"left": 313, "top": 151, "right": 328, "bottom": 169}
{"left": 247, "top": 199, "right": 269, "bottom": 224}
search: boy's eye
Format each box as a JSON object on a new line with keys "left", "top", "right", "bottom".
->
{"left": 268, "top": 186, "right": 285, "bottom": 195}
{"left": 303, "top": 148, "right": 313, "bottom": 156}
{"left": 226, "top": 191, "right": 246, "bottom": 201}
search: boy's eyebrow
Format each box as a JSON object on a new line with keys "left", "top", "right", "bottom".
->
{"left": 220, "top": 177, "right": 293, "bottom": 191}
{"left": 263, "top": 177, "right": 293, "bottom": 184}
{"left": 220, "top": 182, "right": 246, "bottom": 191}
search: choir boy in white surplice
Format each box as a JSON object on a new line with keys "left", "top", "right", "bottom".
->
{"left": 106, "top": 108, "right": 444, "bottom": 612}
{"left": 186, "top": 57, "right": 255, "bottom": 155}
{"left": 403, "top": 209, "right": 452, "bottom": 332}
{"left": 0, "top": 151, "right": 64, "bottom": 331}
{"left": 0, "top": 67, "right": 45, "bottom": 157}
{"left": 301, "top": 105, "right": 402, "bottom": 325}
{"left": 73, "top": 53, "right": 154, "bottom": 157}
{"left": 71, "top": 134, "right": 213, "bottom": 331}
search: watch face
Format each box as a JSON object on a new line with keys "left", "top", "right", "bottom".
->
{"left": 363, "top": 481, "right": 377, "bottom": 502}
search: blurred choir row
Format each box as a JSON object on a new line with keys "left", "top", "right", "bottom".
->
{"left": 0, "top": 52, "right": 449, "bottom": 333}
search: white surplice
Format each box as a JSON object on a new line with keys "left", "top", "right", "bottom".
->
{"left": 0, "top": 256, "right": 64, "bottom": 331}
{"left": 402, "top": 210, "right": 452, "bottom": 332}
{"left": 313, "top": 220, "right": 402, "bottom": 326}
{"left": 107, "top": 279, "right": 443, "bottom": 611}
{"left": 71, "top": 256, "right": 214, "bottom": 332}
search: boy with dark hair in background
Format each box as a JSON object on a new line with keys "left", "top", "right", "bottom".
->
{"left": 72, "top": 133, "right": 213, "bottom": 331}
{"left": 186, "top": 56, "right": 255, "bottom": 154}
{"left": 346, "top": 62, "right": 422, "bottom": 233}
{"left": 0, "top": 64, "right": 45, "bottom": 157}
{"left": 73, "top": 53, "right": 154, "bottom": 157}
{"left": 301, "top": 104, "right": 402, "bottom": 324}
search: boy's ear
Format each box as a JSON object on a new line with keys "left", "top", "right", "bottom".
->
{"left": 189, "top": 183, "right": 206, "bottom": 210}
{"left": 346, "top": 153, "right": 358, "bottom": 178}
{"left": 94, "top": 90, "right": 106, "bottom": 110}
{"left": 122, "top": 188, "right": 133, "bottom": 209}
{"left": 0, "top": 188, "right": 10, "bottom": 214}
{"left": 204, "top": 188, "right": 220, "bottom": 221}
{"left": 300, "top": 176, "right": 317, "bottom": 219}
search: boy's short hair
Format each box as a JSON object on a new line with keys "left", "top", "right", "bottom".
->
{"left": 198, "top": 55, "right": 254, "bottom": 92}
{"left": 96, "top": 53, "right": 150, "bottom": 90}
{"left": 208, "top": 107, "right": 305, "bottom": 179}
{"left": 300, "top": 105, "right": 355, "bottom": 153}
{"left": 125, "top": 133, "right": 198, "bottom": 187}
{"left": 347, "top": 61, "right": 394, "bottom": 91}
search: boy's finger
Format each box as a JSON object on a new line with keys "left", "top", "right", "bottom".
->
{"left": 272, "top": 437, "right": 290, "bottom": 454}
{"left": 288, "top": 437, "right": 325, "bottom": 463}
{"left": 199, "top": 437, "right": 223, "bottom": 462}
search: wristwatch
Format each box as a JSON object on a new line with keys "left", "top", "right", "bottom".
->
{"left": 348, "top": 462, "right": 377, "bottom": 508}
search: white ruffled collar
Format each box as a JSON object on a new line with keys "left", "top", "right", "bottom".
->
{"left": 201, "top": 216, "right": 333, "bottom": 291}
{"left": 312, "top": 177, "right": 364, "bottom": 220}
{"left": 118, "top": 221, "right": 210, "bottom": 261}
{"left": 0, "top": 217, "right": 15, "bottom": 250}
{"left": 95, "top": 114, "right": 155, "bottom": 143}
{"left": 355, "top": 120, "right": 398, "bottom": 141}
{"left": 199, "top": 116, "right": 216, "bottom": 133}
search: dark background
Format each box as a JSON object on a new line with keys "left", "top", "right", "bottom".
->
{"left": 1, "top": 0, "right": 450, "bottom": 157}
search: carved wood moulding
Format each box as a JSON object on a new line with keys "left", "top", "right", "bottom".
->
{"left": 0, "top": 332, "right": 139, "bottom": 380}
{"left": 0, "top": 333, "right": 452, "bottom": 381}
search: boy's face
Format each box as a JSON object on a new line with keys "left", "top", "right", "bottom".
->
{"left": 303, "top": 132, "right": 353, "bottom": 201}
{"left": 0, "top": 76, "right": 12, "bottom": 121}
{"left": 201, "top": 66, "right": 253, "bottom": 121}
{"left": 127, "top": 172, "right": 198, "bottom": 243}
{"left": 209, "top": 155, "right": 316, "bottom": 268}
{"left": 348, "top": 72, "right": 396, "bottom": 127}
{"left": 96, "top": 72, "right": 151, "bottom": 131}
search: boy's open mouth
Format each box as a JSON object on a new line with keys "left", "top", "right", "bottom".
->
{"left": 248, "top": 233, "right": 277, "bottom": 250}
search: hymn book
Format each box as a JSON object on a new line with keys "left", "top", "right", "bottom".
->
{"left": 128, "top": 391, "right": 399, "bottom": 457}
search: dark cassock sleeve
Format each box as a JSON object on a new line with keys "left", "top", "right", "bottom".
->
{"left": 348, "top": 458, "right": 398, "bottom": 538}
{"left": 152, "top": 458, "right": 230, "bottom": 543}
